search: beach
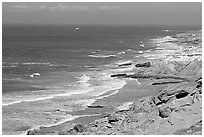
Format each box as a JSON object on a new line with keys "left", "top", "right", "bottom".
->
{"left": 25, "top": 30, "right": 202, "bottom": 135}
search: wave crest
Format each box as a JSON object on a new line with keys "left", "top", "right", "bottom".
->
{"left": 88, "top": 54, "right": 116, "bottom": 58}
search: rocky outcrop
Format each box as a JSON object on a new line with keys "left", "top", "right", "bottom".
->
{"left": 158, "top": 106, "right": 172, "bottom": 118}
{"left": 75, "top": 80, "right": 202, "bottom": 135}
{"left": 135, "top": 62, "right": 151, "bottom": 67}
{"left": 108, "top": 114, "right": 119, "bottom": 123}
{"left": 111, "top": 74, "right": 127, "bottom": 77}
{"left": 111, "top": 73, "right": 190, "bottom": 81}
{"left": 67, "top": 30, "right": 202, "bottom": 135}
{"left": 26, "top": 128, "right": 40, "bottom": 135}
{"left": 58, "top": 123, "right": 86, "bottom": 135}
{"left": 116, "top": 102, "right": 133, "bottom": 112}
{"left": 87, "top": 105, "right": 105, "bottom": 108}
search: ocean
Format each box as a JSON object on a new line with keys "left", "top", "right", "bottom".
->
{"left": 2, "top": 24, "right": 200, "bottom": 134}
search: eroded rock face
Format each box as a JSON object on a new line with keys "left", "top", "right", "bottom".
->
{"left": 26, "top": 128, "right": 40, "bottom": 135}
{"left": 108, "top": 114, "right": 119, "bottom": 123}
{"left": 152, "top": 96, "right": 162, "bottom": 106}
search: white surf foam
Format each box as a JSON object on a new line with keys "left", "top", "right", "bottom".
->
{"left": 22, "top": 113, "right": 101, "bottom": 135}
{"left": 2, "top": 95, "right": 54, "bottom": 106}
{"left": 88, "top": 54, "right": 116, "bottom": 58}
{"left": 22, "top": 114, "right": 78, "bottom": 135}
{"left": 151, "top": 35, "right": 178, "bottom": 43}
{"left": 140, "top": 44, "right": 145, "bottom": 47}
{"left": 2, "top": 65, "right": 17, "bottom": 68}
{"left": 3, "top": 75, "right": 94, "bottom": 107}
{"left": 135, "top": 79, "right": 141, "bottom": 85}
{"left": 96, "top": 90, "right": 119, "bottom": 100}
{"left": 115, "top": 60, "right": 132, "bottom": 66}
{"left": 117, "top": 51, "right": 126, "bottom": 54}
{"left": 162, "top": 29, "right": 172, "bottom": 32}
{"left": 22, "top": 62, "right": 51, "bottom": 65}
{"left": 30, "top": 72, "right": 40, "bottom": 78}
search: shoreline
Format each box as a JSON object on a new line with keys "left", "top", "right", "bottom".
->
{"left": 25, "top": 30, "right": 202, "bottom": 135}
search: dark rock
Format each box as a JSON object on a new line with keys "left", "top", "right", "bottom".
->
{"left": 101, "top": 113, "right": 110, "bottom": 118}
{"left": 175, "top": 90, "right": 189, "bottom": 99}
{"left": 196, "top": 77, "right": 202, "bottom": 89}
{"left": 26, "top": 129, "right": 39, "bottom": 135}
{"left": 124, "top": 74, "right": 188, "bottom": 81}
{"left": 119, "top": 63, "right": 132, "bottom": 67}
{"left": 111, "top": 74, "right": 127, "bottom": 77}
{"left": 158, "top": 107, "right": 172, "bottom": 118}
{"left": 108, "top": 114, "right": 119, "bottom": 123}
{"left": 195, "top": 77, "right": 202, "bottom": 83}
{"left": 135, "top": 62, "right": 151, "bottom": 67}
{"left": 54, "top": 108, "right": 61, "bottom": 112}
{"left": 73, "top": 124, "right": 86, "bottom": 133}
{"left": 152, "top": 97, "right": 162, "bottom": 106}
{"left": 87, "top": 105, "right": 105, "bottom": 108}
{"left": 152, "top": 81, "right": 184, "bottom": 85}
{"left": 196, "top": 84, "right": 202, "bottom": 89}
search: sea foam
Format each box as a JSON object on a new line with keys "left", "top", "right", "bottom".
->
{"left": 88, "top": 54, "right": 116, "bottom": 58}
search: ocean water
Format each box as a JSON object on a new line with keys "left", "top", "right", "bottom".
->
{"left": 2, "top": 24, "right": 200, "bottom": 134}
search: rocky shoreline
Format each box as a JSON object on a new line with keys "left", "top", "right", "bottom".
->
{"left": 27, "top": 30, "right": 202, "bottom": 135}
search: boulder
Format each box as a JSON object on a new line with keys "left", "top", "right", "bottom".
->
{"left": 157, "top": 92, "right": 174, "bottom": 103}
{"left": 192, "top": 93, "right": 202, "bottom": 103}
{"left": 158, "top": 107, "right": 172, "bottom": 118}
{"left": 26, "top": 128, "right": 39, "bottom": 135}
{"left": 152, "top": 97, "right": 162, "bottom": 106}
{"left": 135, "top": 62, "right": 151, "bottom": 67}
{"left": 108, "top": 114, "right": 119, "bottom": 123}
{"left": 175, "top": 90, "right": 189, "bottom": 99}
{"left": 116, "top": 102, "right": 133, "bottom": 112}
{"left": 195, "top": 77, "right": 202, "bottom": 89}
{"left": 111, "top": 74, "right": 127, "bottom": 77}
{"left": 73, "top": 124, "right": 86, "bottom": 133}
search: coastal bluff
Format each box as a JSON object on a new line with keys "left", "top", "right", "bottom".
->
{"left": 27, "top": 30, "right": 202, "bottom": 135}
